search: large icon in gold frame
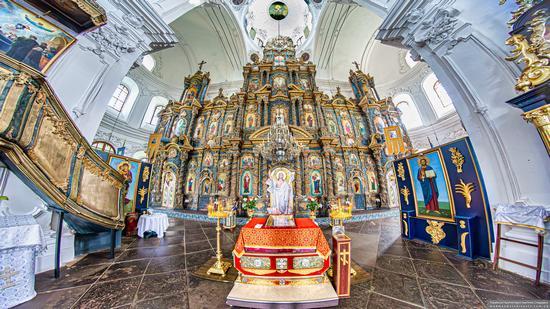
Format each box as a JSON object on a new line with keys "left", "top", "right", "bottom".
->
{"left": 407, "top": 149, "right": 455, "bottom": 222}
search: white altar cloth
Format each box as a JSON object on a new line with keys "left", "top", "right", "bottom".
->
{"left": 0, "top": 215, "right": 45, "bottom": 308}
{"left": 494, "top": 204, "right": 550, "bottom": 231}
{"left": 137, "top": 213, "right": 169, "bottom": 238}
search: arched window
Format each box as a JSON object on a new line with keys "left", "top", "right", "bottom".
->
{"left": 422, "top": 73, "right": 455, "bottom": 117}
{"left": 91, "top": 140, "right": 116, "bottom": 154}
{"left": 405, "top": 50, "right": 418, "bottom": 68}
{"left": 393, "top": 93, "right": 423, "bottom": 130}
{"left": 108, "top": 84, "right": 129, "bottom": 112}
{"left": 106, "top": 77, "right": 139, "bottom": 120}
{"left": 142, "top": 96, "right": 169, "bottom": 129}
{"left": 142, "top": 55, "right": 155, "bottom": 71}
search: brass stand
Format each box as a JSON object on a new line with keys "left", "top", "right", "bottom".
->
{"left": 207, "top": 204, "right": 231, "bottom": 277}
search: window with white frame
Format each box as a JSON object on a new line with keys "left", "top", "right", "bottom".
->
{"left": 422, "top": 73, "right": 455, "bottom": 117}
{"left": 108, "top": 84, "right": 129, "bottom": 112}
{"left": 142, "top": 96, "right": 169, "bottom": 129}
{"left": 142, "top": 55, "right": 156, "bottom": 71}
{"left": 393, "top": 93, "right": 423, "bottom": 130}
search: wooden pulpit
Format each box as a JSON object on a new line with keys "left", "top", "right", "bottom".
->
{"left": 332, "top": 233, "right": 351, "bottom": 297}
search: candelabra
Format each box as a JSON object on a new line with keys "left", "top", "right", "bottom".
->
{"left": 206, "top": 201, "right": 231, "bottom": 277}
{"left": 329, "top": 198, "right": 353, "bottom": 227}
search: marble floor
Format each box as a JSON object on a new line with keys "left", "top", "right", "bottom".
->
{"left": 16, "top": 215, "right": 550, "bottom": 309}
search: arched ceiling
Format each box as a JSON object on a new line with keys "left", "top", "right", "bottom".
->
{"left": 146, "top": 0, "right": 408, "bottom": 89}
{"left": 150, "top": 4, "right": 246, "bottom": 86}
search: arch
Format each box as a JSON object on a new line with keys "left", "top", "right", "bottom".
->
{"left": 106, "top": 77, "right": 139, "bottom": 120}
{"left": 422, "top": 73, "right": 455, "bottom": 118}
{"left": 392, "top": 93, "right": 423, "bottom": 130}
{"left": 91, "top": 140, "right": 116, "bottom": 154}
{"left": 142, "top": 96, "right": 169, "bottom": 129}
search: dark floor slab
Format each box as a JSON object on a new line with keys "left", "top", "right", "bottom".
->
{"left": 413, "top": 259, "right": 468, "bottom": 286}
{"left": 371, "top": 268, "right": 423, "bottom": 306}
{"left": 474, "top": 289, "right": 532, "bottom": 306}
{"left": 129, "top": 236, "right": 185, "bottom": 248}
{"left": 378, "top": 244, "right": 410, "bottom": 258}
{"left": 13, "top": 286, "right": 88, "bottom": 309}
{"left": 375, "top": 254, "right": 416, "bottom": 276}
{"left": 147, "top": 253, "right": 187, "bottom": 274}
{"left": 367, "top": 292, "right": 422, "bottom": 309}
{"left": 418, "top": 278, "right": 483, "bottom": 309}
{"left": 135, "top": 294, "right": 189, "bottom": 309}
{"left": 407, "top": 247, "right": 447, "bottom": 263}
{"left": 152, "top": 244, "right": 186, "bottom": 257}
{"left": 35, "top": 263, "right": 109, "bottom": 292}
{"left": 136, "top": 271, "right": 187, "bottom": 301}
{"left": 185, "top": 249, "right": 216, "bottom": 268}
{"left": 73, "top": 276, "right": 141, "bottom": 308}
{"left": 186, "top": 240, "right": 213, "bottom": 253}
{"left": 187, "top": 273, "right": 234, "bottom": 309}
{"left": 99, "top": 259, "right": 149, "bottom": 281}
{"left": 185, "top": 233, "right": 208, "bottom": 243}
{"left": 72, "top": 250, "right": 120, "bottom": 267}
{"left": 116, "top": 247, "right": 158, "bottom": 262}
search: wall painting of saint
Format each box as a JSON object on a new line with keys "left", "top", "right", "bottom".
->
{"left": 241, "top": 171, "right": 253, "bottom": 196}
{"left": 407, "top": 150, "right": 455, "bottom": 222}
{"left": 310, "top": 170, "right": 322, "bottom": 196}
{"left": 186, "top": 174, "right": 195, "bottom": 194}
{"left": 108, "top": 155, "right": 140, "bottom": 213}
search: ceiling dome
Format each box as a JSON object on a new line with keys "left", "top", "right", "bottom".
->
{"left": 245, "top": 0, "right": 313, "bottom": 48}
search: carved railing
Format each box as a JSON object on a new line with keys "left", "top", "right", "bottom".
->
{"left": 0, "top": 54, "right": 125, "bottom": 229}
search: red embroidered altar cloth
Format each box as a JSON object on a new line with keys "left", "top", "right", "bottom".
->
{"left": 233, "top": 217, "right": 331, "bottom": 259}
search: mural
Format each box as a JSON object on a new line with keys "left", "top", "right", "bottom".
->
{"left": 0, "top": 0, "right": 75, "bottom": 72}
{"left": 408, "top": 150, "right": 454, "bottom": 221}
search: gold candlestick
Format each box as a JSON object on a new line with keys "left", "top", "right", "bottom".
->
{"left": 207, "top": 203, "right": 231, "bottom": 277}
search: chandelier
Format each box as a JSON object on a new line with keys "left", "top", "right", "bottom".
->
{"left": 255, "top": 111, "right": 303, "bottom": 163}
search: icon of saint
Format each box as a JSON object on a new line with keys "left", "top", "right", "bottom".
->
{"left": 417, "top": 156, "right": 440, "bottom": 212}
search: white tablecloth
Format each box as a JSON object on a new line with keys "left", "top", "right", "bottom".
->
{"left": 0, "top": 215, "right": 45, "bottom": 308}
{"left": 495, "top": 204, "right": 550, "bottom": 230}
{"left": 137, "top": 213, "right": 169, "bottom": 238}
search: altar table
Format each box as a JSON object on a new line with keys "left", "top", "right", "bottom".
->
{"left": 233, "top": 217, "right": 331, "bottom": 284}
{"left": 137, "top": 213, "right": 169, "bottom": 238}
{"left": 0, "top": 215, "right": 44, "bottom": 308}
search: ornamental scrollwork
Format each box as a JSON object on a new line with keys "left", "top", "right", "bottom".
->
{"left": 425, "top": 220, "right": 446, "bottom": 244}
{"left": 505, "top": 9, "right": 550, "bottom": 91}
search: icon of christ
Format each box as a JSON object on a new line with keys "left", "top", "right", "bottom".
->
{"left": 417, "top": 156, "right": 439, "bottom": 212}
{"left": 266, "top": 171, "right": 293, "bottom": 215}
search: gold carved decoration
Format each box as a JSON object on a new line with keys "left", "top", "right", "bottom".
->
{"left": 460, "top": 232, "right": 470, "bottom": 254}
{"left": 402, "top": 220, "right": 408, "bottom": 236}
{"left": 142, "top": 166, "right": 150, "bottom": 182}
{"left": 459, "top": 220, "right": 466, "bottom": 229}
{"left": 505, "top": 9, "right": 550, "bottom": 92}
{"left": 400, "top": 186, "right": 410, "bottom": 205}
{"left": 455, "top": 179, "right": 475, "bottom": 208}
{"left": 138, "top": 187, "right": 147, "bottom": 203}
{"left": 449, "top": 147, "right": 464, "bottom": 173}
{"left": 425, "top": 220, "right": 446, "bottom": 244}
{"left": 397, "top": 162, "right": 405, "bottom": 181}
{"left": 523, "top": 105, "right": 550, "bottom": 154}
{"left": 82, "top": 158, "right": 122, "bottom": 189}
{"left": 499, "top": 0, "right": 540, "bottom": 25}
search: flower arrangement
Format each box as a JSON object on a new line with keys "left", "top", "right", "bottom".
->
{"left": 242, "top": 196, "right": 258, "bottom": 212}
{"left": 305, "top": 196, "right": 319, "bottom": 212}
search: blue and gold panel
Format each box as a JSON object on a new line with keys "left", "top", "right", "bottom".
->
{"left": 135, "top": 162, "right": 152, "bottom": 212}
{"left": 393, "top": 137, "right": 493, "bottom": 259}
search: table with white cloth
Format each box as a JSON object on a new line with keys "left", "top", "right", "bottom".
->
{"left": 137, "top": 213, "right": 169, "bottom": 238}
{"left": 0, "top": 215, "right": 45, "bottom": 308}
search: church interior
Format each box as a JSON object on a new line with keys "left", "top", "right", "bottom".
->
{"left": 0, "top": 0, "right": 549, "bottom": 308}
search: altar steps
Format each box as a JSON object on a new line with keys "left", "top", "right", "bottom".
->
{"left": 226, "top": 282, "right": 339, "bottom": 308}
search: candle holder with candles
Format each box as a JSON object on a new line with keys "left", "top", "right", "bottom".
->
{"left": 329, "top": 198, "right": 353, "bottom": 227}
{"left": 206, "top": 200, "right": 231, "bottom": 277}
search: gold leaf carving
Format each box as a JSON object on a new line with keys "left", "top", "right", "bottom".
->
{"left": 400, "top": 186, "right": 410, "bottom": 205}
{"left": 138, "top": 187, "right": 147, "bottom": 203}
{"left": 455, "top": 179, "right": 475, "bottom": 208}
{"left": 425, "top": 220, "right": 446, "bottom": 244}
{"left": 402, "top": 219, "right": 408, "bottom": 236}
{"left": 397, "top": 162, "right": 405, "bottom": 181}
{"left": 460, "top": 232, "right": 470, "bottom": 254}
{"left": 449, "top": 147, "right": 464, "bottom": 173}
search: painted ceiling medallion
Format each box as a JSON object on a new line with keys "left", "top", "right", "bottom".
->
{"left": 269, "top": 1, "right": 289, "bottom": 20}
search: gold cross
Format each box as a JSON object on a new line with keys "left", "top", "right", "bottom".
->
{"left": 339, "top": 249, "right": 350, "bottom": 266}
{"left": 198, "top": 60, "right": 207, "bottom": 71}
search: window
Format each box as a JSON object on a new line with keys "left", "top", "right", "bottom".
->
{"left": 405, "top": 50, "right": 418, "bottom": 68}
{"left": 422, "top": 73, "right": 455, "bottom": 117}
{"left": 141, "top": 55, "right": 156, "bottom": 71}
{"left": 142, "top": 96, "right": 169, "bottom": 129}
{"left": 393, "top": 93, "right": 423, "bottom": 130}
{"left": 108, "top": 84, "right": 129, "bottom": 112}
{"left": 148, "top": 105, "right": 163, "bottom": 126}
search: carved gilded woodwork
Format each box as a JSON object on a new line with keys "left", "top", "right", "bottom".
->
{"left": 0, "top": 57, "right": 124, "bottom": 229}
{"left": 523, "top": 105, "right": 550, "bottom": 154}
{"left": 425, "top": 220, "right": 446, "bottom": 244}
{"left": 449, "top": 147, "right": 465, "bottom": 173}
{"left": 455, "top": 179, "right": 475, "bottom": 209}
{"left": 400, "top": 186, "right": 410, "bottom": 205}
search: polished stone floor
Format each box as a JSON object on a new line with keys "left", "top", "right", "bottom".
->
{"left": 16, "top": 215, "right": 550, "bottom": 309}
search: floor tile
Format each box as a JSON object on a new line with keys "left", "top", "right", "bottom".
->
{"left": 371, "top": 268, "right": 423, "bottom": 306}
{"left": 413, "top": 259, "right": 468, "bottom": 286}
{"left": 147, "top": 254, "right": 187, "bottom": 274}
{"left": 73, "top": 276, "right": 141, "bottom": 308}
{"left": 136, "top": 271, "right": 187, "bottom": 301}
{"left": 35, "top": 263, "right": 109, "bottom": 292}
{"left": 13, "top": 286, "right": 88, "bottom": 309}
{"left": 418, "top": 278, "right": 483, "bottom": 309}
{"left": 100, "top": 259, "right": 149, "bottom": 281}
